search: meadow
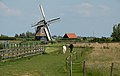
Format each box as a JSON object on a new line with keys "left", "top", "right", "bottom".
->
{"left": 74, "top": 42, "right": 120, "bottom": 76}
{"left": 0, "top": 42, "right": 120, "bottom": 76}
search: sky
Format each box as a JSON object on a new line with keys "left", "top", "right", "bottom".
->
{"left": 0, "top": 0, "right": 120, "bottom": 37}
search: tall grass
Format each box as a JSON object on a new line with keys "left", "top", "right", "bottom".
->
{"left": 80, "top": 43, "right": 120, "bottom": 76}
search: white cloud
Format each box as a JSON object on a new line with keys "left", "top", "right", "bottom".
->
{"left": 75, "top": 3, "right": 93, "bottom": 16}
{"left": 98, "top": 5, "right": 110, "bottom": 11}
{"left": 75, "top": 2, "right": 110, "bottom": 17}
{"left": 0, "top": 2, "right": 8, "bottom": 9}
{"left": 78, "top": 3, "right": 93, "bottom": 9}
{"left": 0, "top": 2, "right": 21, "bottom": 16}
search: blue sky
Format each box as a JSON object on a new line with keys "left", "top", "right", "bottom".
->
{"left": 0, "top": 0, "right": 120, "bottom": 37}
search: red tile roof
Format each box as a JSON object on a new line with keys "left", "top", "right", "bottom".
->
{"left": 63, "top": 33, "right": 77, "bottom": 38}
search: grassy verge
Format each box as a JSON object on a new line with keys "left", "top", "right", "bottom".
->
{"left": 0, "top": 53, "right": 68, "bottom": 76}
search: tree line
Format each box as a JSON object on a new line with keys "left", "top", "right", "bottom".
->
{"left": 0, "top": 31, "right": 35, "bottom": 40}
{"left": 0, "top": 23, "right": 120, "bottom": 41}
{"left": 14, "top": 31, "right": 35, "bottom": 38}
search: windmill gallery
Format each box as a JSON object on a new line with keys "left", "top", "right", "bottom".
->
{"left": 32, "top": 5, "right": 60, "bottom": 41}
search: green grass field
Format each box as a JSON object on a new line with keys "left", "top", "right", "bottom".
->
{"left": 0, "top": 53, "right": 67, "bottom": 76}
{"left": 0, "top": 44, "right": 86, "bottom": 76}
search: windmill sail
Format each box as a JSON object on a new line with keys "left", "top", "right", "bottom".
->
{"left": 47, "top": 17, "right": 60, "bottom": 24}
{"left": 44, "top": 27, "right": 51, "bottom": 41}
{"left": 39, "top": 5, "right": 46, "bottom": 20}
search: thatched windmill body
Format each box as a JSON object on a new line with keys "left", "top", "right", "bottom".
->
{"left": 32, "top": 5, "right": 60, "bottom": 41}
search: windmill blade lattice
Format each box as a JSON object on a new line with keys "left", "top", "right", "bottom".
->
{"left": 47, "top": 17, "right": 60, "bottom": 25}
{"left": 39, "top": 5, "right": 46, "bottom": 20}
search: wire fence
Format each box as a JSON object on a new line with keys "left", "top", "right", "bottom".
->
{"left": 66, "top": 51, "right": 120, "bottom": 76}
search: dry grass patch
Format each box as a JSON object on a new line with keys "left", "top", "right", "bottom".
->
{"left": 83, "top": 42, "right": 120, "bottom": 76}
{"left": 74, "top": 42, "right": 120, "bottom": 76}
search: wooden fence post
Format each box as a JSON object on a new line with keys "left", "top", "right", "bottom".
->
{"left": 83, "top": 61, "right": 86, "bottom": 76}
{"left": 70, "top": 53, "right": 73, "bottom": 76}
{"left": 66, "top": 57, "right": 68, "bottom": 69}
{"left": 10, "top": 44, "right": 12, "bottom": 48}
{"left": 81, "top": 51, "right": 83, "bottom": 57}
{"left": 110, "top": 63, "right": 114, "bottom": 76}
{"left": 76, "top": 52, "right": 78, "bottom": 59}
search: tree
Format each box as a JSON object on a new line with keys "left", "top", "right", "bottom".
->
{"left": 15, "top": 34, "right": 19, "bottom": 37}
{"left": 19, "top": 33, "right": 26, "bottom": 38}
{"left": 111, "top": 23, "right": 120, "bottom": 41}
{"left": 26, "top": 31, "right": 34, "bottom": 38}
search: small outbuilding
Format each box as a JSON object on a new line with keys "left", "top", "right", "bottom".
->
{"left": 63, "top": 33, "right": 77, "bottom": 38}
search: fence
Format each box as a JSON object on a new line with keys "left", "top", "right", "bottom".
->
{"left": 65, "top": 51, "right": 120, "bottom": 76}
{"left": 0, "top": 44, "right": 45, "bottom": 62}
{"left": 66, "top": 52, "right": 79, "bottom": 69}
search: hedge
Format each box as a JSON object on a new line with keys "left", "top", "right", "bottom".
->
{"left": 0, "top": 37, "right": 16, "bottom": 40}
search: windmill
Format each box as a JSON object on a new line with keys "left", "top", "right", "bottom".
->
{"left": 32, "top": 5, "right": 60, "bottom": 41}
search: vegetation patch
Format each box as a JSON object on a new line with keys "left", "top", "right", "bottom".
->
{"left": 0, "top": 42, "right": 120, "bottom": 76}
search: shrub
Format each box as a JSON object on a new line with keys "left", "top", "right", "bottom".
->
{"left": 90, "top": 37, "right": 112, "bottom": 43}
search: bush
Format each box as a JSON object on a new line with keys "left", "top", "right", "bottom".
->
{"left": 90, "top": 37, "right": 112, "bottom": 43}
{"left": 60, "top": 38, "right": 81, "bottom": 43}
